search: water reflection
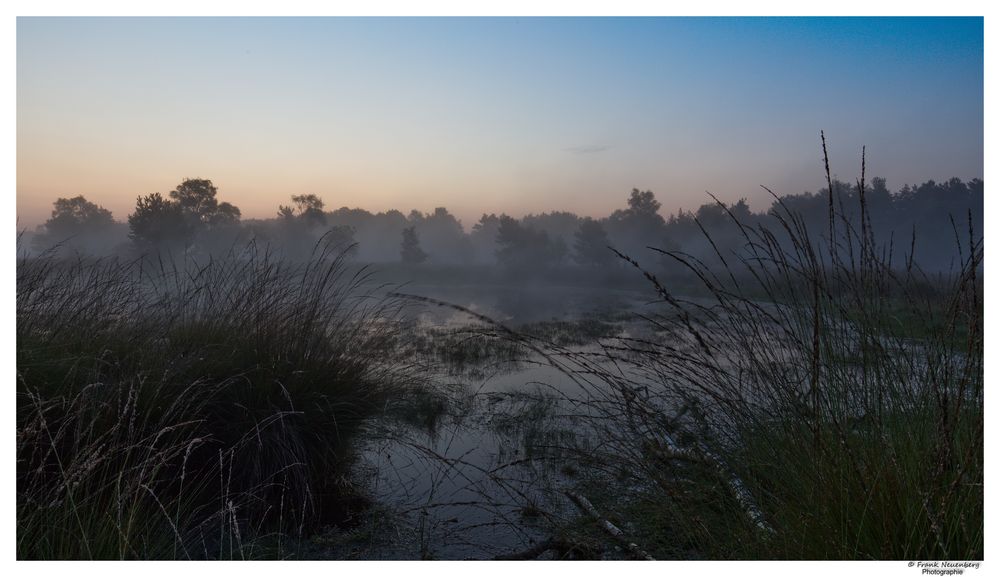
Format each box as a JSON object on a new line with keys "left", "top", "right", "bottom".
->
{"left": 344, "top": 285, "right": 655, "bottom": 559}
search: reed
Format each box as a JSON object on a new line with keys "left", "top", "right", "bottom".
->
{"left": 533, "top": 140, "right": 983, "bottom": 559}
{"left": 16, "top": 240, "right": 422, "bottom": 559}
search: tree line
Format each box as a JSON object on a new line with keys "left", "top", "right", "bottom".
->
{"left": 24, "top": 175, "right": 983, "bottom": 273}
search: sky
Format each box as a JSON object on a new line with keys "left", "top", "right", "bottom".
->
{"left": 16, "top": 16, "right": 984, "bottom": 230}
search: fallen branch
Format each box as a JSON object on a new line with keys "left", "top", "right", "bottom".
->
{"left": 564, "top": 491, "right": 655, "bottom": 560}
{"left": 658, "top": 430, "right": 774, "bottom": 536}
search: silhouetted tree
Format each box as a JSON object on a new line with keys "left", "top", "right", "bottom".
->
{"left": 291, "top": 194, "right": 325, "bottom": 212}
{"left": 126, "top": 179, "right": 242, "bottom": 253}
{"left": 522, "top": 211, "right": 581, "bottom": 248}
{"left": 291, "top": 194, "right": 327, "bottom": 227}
{"left": 39, "top": 195, "right": 114, "bottom": 240}
{"left": 277, "top": 205, "right": 296, "bottom": 221}
{"left": 322, "top": 207, "right": 410, "bottom": 262}
{"left": 170, "top": 178, "right": 220, "bottom": 225}
{"left": 495, "top": 215, "right": 564, "bottom": 270}
{"left": 400, "top": 226, "right": 428, "bottom": 264}
{"left": 605, "top": 188, "right": 667, "bottom": 257}
{"left": 208, "top": 202, "right": 242, "bottom": 227}
{"left": 128, "top": 192, "right": 189, "bottom": 249}
{"left": 695, "top": 202, "right": 728, "bottom": 228}
{"left": 367, "top": 209, "right": 410, "bottom": 261}
{"left": 573, "top": 218, "right": 615, "bottom": 267}
{"left": 627, "top": 188, "right": 661, "bottom": 216}
{"left": 324, "top": 225, "right": 357, "bottom": 255}
{"left": 32, "top": 195, "right": 122, "bottom": 254}
{"left": 495, "top": 215, "right": 524, "bottom": 268}
{"left": 271, "top": 194, "right": 352, "bottom": 259}
{"left": 471, "top": 213, "right": 502, "bottom": 264}
{"left": 410, "top": 207, "right": 472, "bottom": 264}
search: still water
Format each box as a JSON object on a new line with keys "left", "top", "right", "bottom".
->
{"left": 337, "top": 283, "right": 662, "bottom": 559}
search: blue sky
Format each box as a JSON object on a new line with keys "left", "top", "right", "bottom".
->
{"left": 17, "top": 17, "right": 984, "bottom": 228}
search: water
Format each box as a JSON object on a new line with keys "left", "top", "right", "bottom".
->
{"left": 336, "top": 284, "right": 660, "bottom": 559}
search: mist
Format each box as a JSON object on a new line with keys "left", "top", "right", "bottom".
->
{"left": 16, "top": 14, "right": 984, "bottom": 563}
{"left": 22, "top": 172, "right": 984, "bottom": 278}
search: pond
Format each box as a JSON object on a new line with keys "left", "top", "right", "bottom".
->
{"left": 311, "top": 283, "right": 673, "bottom": 559}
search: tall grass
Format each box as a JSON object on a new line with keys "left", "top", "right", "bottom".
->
{"left": 17, "top": 240, "right": 421, "bottom": 559}
{"left": 538, "top": 143, "right": 983, "bottom": 559}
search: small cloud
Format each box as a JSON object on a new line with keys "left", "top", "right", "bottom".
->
{"left": 565, "top": 144, "right": 611, "bottom": 155}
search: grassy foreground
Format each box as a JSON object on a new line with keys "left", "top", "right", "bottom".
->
{"left": 16, "top": 242, "right": 420, "bottom": 559}
{"left": 549, "top": 152, "right": 983, "bottom": 559}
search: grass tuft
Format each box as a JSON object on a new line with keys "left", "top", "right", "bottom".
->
{"left": 17, "top": 241, "right": 422, "bottom": 559}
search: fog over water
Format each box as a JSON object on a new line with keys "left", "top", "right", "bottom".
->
{"left": 15, "top": 16, "right": 984, "bottom": 562}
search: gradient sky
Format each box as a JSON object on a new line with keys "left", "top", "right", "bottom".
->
{"left": 16, "top": 17, "right": 984, "bottom": 230}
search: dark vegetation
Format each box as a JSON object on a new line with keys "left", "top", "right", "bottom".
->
{"left": 25, "top": 172, "right": 983, "bottom": 280}
{"left": 17, "top": 139, "right": 983, "bottom": 560}
{"left": 16, "top": 241, "right": 424, "bottom": 558}
{"left": 505, "top": 141, "right": 983, "bottom": 559}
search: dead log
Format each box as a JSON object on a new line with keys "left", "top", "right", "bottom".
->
{"left": 564, "top": 491, "right": 655, "bottom": 560}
